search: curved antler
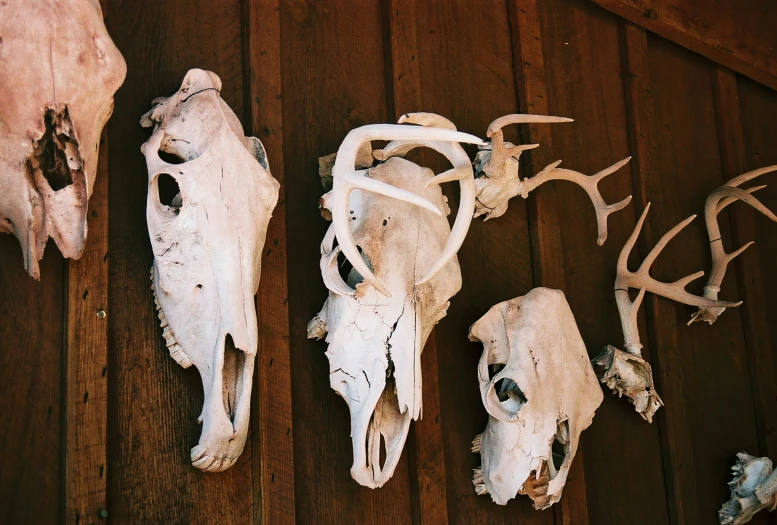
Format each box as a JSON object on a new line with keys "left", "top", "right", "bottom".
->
{"left": 689, "top": 165, "right": 777, "bottom": 325}
{"left": 331, "top": 123, "right": 485, "bottom": 297}
{"left": 373, "top": 113, "right": 477, "bottom": 285}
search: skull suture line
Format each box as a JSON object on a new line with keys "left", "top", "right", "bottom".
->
{"left": 141, "top": 69, "right": 279, "bottom": 472}
{"left": 308, "top": 114, "right": 485, "bottom": 488}
{"left": 0, "top": 0, "right": 126, "bottom": 278}
{"left": 468, "top": 288, "right": 603, "bottom": 508}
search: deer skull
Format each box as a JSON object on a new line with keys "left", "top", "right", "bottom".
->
{"left": 308, "top": 116, "right": 484, "bottom": 487}
{"left": 0, "top": 0, "right": 126, "bottom": 278}
{"left": 141, "top": 69, "right": 279, "bottom": 472}
{"left": 469, "top": 288, "right": 603, "bottom": 508}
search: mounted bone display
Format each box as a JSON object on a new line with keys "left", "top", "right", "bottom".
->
{"left": 592, "top": 203, "right": 739, "bottom": 422}
{"left": 0, "top": 0, "right": 126, "bottom": 278}
{"left": 308, "top": 115, "right": 484, "bottom": 488}
{"left": 468, "top": 288, "right": 603, "bottom": 508}
{"left": 472, "top": 115, "right": 632, "bottom": 245}
{"left": 719, "top": 453, "right": 777, "bottom": 524}
{"left": 141, "top": 69, "right": 279, "bottom": 472}
{"left": 688, "top": 166, "right": 777, "bottom": 325}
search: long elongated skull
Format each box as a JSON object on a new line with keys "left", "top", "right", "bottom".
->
{"left": 469, "top": 288, "right": 603, "bottom": 508}
{"left": 0, "top": 0, "right": 126, "bottom": 278}
{"left": 141, "top": 69, "right": 280, "bottom": 472}
{"left": 307, "top": 115, "right": 484, "bottom": 487}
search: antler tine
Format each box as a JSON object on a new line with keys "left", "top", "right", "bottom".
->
{"left": 522, "top": 157, "right": 633, "bottom": 245}
{"left": 332, "top": 123, "right": 485, "bottom": 297}
{"left": 486, "top": 114, "right": 574, "bottom": 137}
{"left": 688, "top": 168, "right": 777, "bottom": 324}
{"left": 368, "top": 113, "right": 479, "bottom": 286}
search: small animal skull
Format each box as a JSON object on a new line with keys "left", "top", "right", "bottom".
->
{"left": 0, "top": 0, "right": 126, "bottom": 278}
{"left": 308, "top": 117, "right": 483, "bottom": 487}
{"left": 719, "top": 453, "right": 777, "bottom": 525}
{"left": 141, "top": 69, "right": 279, "bottom": 472}
{"left": 468, "top": 288, "right": 603, "bottom": 508}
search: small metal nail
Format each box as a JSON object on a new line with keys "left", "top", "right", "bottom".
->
{"left": 97, "top": 507, "right": 108, "bottom": 519}
{"left": 96, "top": 309, "right": 106, "bottom": 319}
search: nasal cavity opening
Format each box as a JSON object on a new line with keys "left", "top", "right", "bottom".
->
{"left": 222, "top": 334, "right": 246, "bottom": 424}
{"left": 550, "top": 419, "right": 570, "bottom": 479}
{"left": 157, "top": 173, "right": 182, "bottom": 213}
{"left": 33, "top": 107, "right": 81, "bottom": 192}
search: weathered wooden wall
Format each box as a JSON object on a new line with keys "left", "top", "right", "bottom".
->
{"left": 1, "top": 1, "right": 776, "bottom": 524}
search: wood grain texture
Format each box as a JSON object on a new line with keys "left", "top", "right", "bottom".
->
{"left": 509, "top": 0, "right": 589, "bottom": 523}
{"left": 106, "top": 1, "right": 253, "bottom": 523}
{"left": 0, "top": 241, "right": 63, "bottom": 524}
{"left": 590, "top": 0, "right": 777, "bottom": 91}
{"left": 537, "top": 3, "right": 670, "bottom": 525}
{"left": 243, "top": 0, "right": 296, "bottom": 523}
{"left": 280, "top": 1, "right": 413, "bottom": 523}
{"left": 381, "top": 1, "right": 449, "bottom": 523}
{"left": 65, "top": 125, "right": 110, "bottom": 525}
{"left": 410, "top": 1, "right": 540, "bottom": 523}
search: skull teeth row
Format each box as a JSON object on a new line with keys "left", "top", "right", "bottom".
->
{"left": 472, "top": 467, "right": 488, "bottom": 495}
{"left": 150, "top": 267, "right": 193, "bottom": 369}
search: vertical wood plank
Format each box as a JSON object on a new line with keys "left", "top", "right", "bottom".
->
{"left": 737, "top": 75, "right": 777, "bottom": 465}
{"left": 0, "top": 242, "right": 63, "bottom": 524}
{"left": 382, "top": 1, "right": 448, "bottom": 523}
{"left": 243, "top": 0, "right": 296, "bottom": 523}
{"left": 107, "top": 1, "right": 254, "bottom": 522}
{"left": 509, "top": 1, "right": 601, "bottom": 523}
{"left": 280, "top": 1, "right": 413, "bottom": 523}
{"left": 530, "top": 1, "right": 670, "bottom": 524}
{"left": 65, "top": 113, "right": 110, "bottom": 525}
{"left": 410, "top": 2, "right": 542, "bottom": 523}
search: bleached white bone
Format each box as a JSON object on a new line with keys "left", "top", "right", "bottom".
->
{"left": 141, "top": 69, "right": 279, "bottom": 472}
{"left": 469, "top": 288, "right": 602, "bottom": 508}
{"left": 719, "top": 452, "right": 777, "bottom": 524}
{"left": 689, "top": 166, "right": 777, "bottom": 325}
{"left": 0, "top": 0, "right": 126, "bottom": 278}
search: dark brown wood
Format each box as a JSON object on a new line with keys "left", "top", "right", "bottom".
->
{"left": 591, "top": 0, "right": 777, "bottom": 91}
{"left": 508, "top": 0, "right": 590, "bottom": 523}
{"left": 65, "top": 121, "right": 110, "bottom": 525}
{"left": 243, "top": 0, "right": 296, "bottom": 523}
{"left": 106, "top": 1, "right": 254, "bottom": 522}
{"left": 410, "top": 1, "right": 541, "bottom": 523}
{"left": 382, "top": 1, "right": 449, "bottom": 523}
{"left": 535, "top": 2, "right": 670, "bottom": 524}
{"left": 280, "top": 1, "right": 413, "bottom": 523}
{"left": 0, "top": 241, "right": 63, "bottom": 524}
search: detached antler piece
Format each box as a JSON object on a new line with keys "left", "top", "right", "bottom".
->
{"left": 689, "top": 166, "right": 777, "bottom": 325}
{"left": 474, "top": 114, "right": 632, "bottom": 245}
{"left": 719, "top": 453, "right": 777, "bottom": 525}
{"left": 592, "top": 203, "right": 740, "bottom": 422}
{"left": 309, "top": 115, "right": 484, "bottom": 488}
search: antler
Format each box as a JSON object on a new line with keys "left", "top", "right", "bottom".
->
{"left": 689, "top": 165, "right": 777, "bottom": 325}
{"left": 331, "top": 123, "right": 485, "bottom": 297}
{"left": 593, "top": 203, "right": 740, "bottom": 422}
{"left": 519, "top": 159, "right": 633, "bottom": 246}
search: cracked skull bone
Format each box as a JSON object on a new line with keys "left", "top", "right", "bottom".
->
{"left": 308, "top": 119, "right": 483, "bottom": 488}
{"left": 0, "top": 0, "right": 126, "bottom": 278}
{"left": 141, "top": 69, "right": 279, "bottom": 472}
{"left": 469, "top": 288, "right": 603, "bottom": 508}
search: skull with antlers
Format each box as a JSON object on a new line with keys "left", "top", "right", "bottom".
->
{"left": 307, "top": 114, "right": 483, "bottom": 488}
{"left": 473, "top": 115, "right": 632, "bottom": 246}
{"left": 593, "top": 203, "right": 740, "bottom": 422}
{"left": 0, "top": 0, "right": 126, "bottom": 278}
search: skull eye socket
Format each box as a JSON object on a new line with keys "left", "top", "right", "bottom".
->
{"left": 156, "top": 173, "right": 182, "bottom": 213}
{"left": 485, "top": 363, "right": 526, "bottom": 420}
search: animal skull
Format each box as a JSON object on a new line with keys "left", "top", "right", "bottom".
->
{"left": 308, "top": 115, "right": 484, "bottom": 487}
{"left": 0, "top": 0, "right": 126, "bottom": 278}
{"left": 141, "top": 69, "right": 280, "bottom": 472}
{"left": 468, "top": 288, "right": 603, "bottom": 508}
{"left": 719, "top": 453, "right": 777, "bottom": 525}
